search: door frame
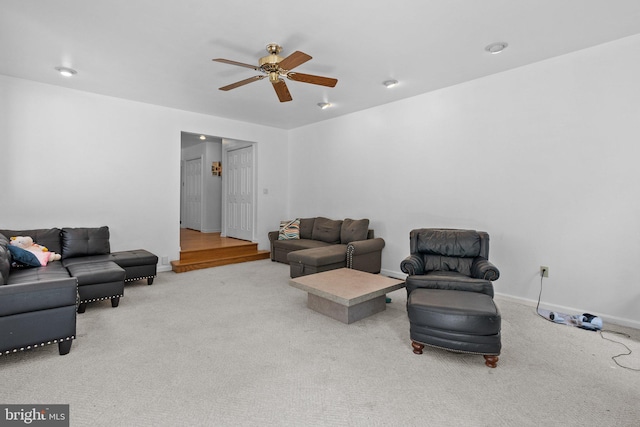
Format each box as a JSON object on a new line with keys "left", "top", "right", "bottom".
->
{"left": 221, "top": 138, "right": 257, "bottom": 241}
{"left": 181, "top": 156, "right": 203, "bottom": 231}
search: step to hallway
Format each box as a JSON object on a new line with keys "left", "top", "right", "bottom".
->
{"left": 171, "top": 229, "right": 270, "bottom": 273}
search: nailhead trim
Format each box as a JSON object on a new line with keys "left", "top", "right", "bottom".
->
{"left": 124, "top": 275, "right": 156, "bottom": 283}
{"left": 413, "top": 340, "right": 500, "bottom": 356}
{"left": 79, "top": 294, "right": 123, "bottom": 304}
{"left": 346, "top": 245, "right": 355, "bottom": 269}
{"left": 1, "top": 336, "right": 75, "bottom": 356}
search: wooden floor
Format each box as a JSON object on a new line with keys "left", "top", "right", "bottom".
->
{"left": 170, "top": 228, "right": 270, "bottom": 273}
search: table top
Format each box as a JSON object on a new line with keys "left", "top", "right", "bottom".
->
{"left": 289, "top": 268, "right": 405, "bottom": 306}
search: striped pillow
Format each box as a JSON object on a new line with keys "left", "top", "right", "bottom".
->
{"left": 278, "top": 219, "right": 300, "bottom": 240}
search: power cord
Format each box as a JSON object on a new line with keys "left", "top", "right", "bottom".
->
{"left": 599, "top": 330, "right": 640, "bottom": 371}
{"left": 535, "top": 274, "right": 548, "bottom": 321}
{"left": 535, "top": 271, "right": 639, "bottom": 371}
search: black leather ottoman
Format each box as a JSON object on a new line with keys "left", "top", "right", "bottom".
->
{"left": 407, "top": 288, "right": 502, "bottom": 367}
{"left": 67, "top": 261, "right": 125, "bottom": 313}
{"left": 110, "top": 249, "right": 158, "bottom": 285}
{"left": 62, "top": 250, "right": 158, "bottom": 285}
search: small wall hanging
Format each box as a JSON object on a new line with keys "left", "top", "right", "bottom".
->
{"left": 212, "top": 161, "right": 222, "bottom": 176}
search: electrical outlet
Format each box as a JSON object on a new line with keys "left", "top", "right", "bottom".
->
{"left": 540, "top": 266, "right": 549, "bottom": 278}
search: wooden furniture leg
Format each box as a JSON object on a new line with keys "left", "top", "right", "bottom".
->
{"left": 484, "top": 355, "right": 499, "bottom": 368}
{"left": 411, "top": 340, "right": 424, "bottom": 355}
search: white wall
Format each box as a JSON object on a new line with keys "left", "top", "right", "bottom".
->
{"left": 288, "top": 35, "right": 640, "bottom": 327}
{"left": 0, "top": 75, "right": 289, "bottom": 270}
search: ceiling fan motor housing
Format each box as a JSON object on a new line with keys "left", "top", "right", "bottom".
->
{"left": 259, "top": 44, "right": 284, "bottom": 76}
{"left": 259, "top": 54, "right": 283, "bottom": 71}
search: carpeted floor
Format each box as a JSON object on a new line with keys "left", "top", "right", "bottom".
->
{"left": 1, "top": 260, "right": 639, "bottom": 426}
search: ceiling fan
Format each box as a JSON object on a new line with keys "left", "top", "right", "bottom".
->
{"left": 212, "top": 43, "right": 338, "bottom": 102}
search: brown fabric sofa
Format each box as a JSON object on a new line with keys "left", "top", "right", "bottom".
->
{"left": 268, "top": 217, "right": 385, "bottom": 278}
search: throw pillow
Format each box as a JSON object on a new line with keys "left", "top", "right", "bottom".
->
{"left": 298, "top": 218, "right": 316, "bottom": 240}
{"left": 312, "top": 217, "right": 343, "bottom": 244}
{"left": 340, "top": 218, "right": 370, "bottom": 244}
{"left": 7, "top": 245, "right": 41, "bottom": 268}
{"left": 61, "top": 226, "right": 110, "bottom": 259}
{"left": 278, "top": 219, "right": 300, "bottom": 240}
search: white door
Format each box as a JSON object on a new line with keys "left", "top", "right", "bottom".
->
{"left": 225, "top": 146, "right": 253, "bottom": 241}
{"left": 184, "top": 157, "right": 202, "bottom": 230}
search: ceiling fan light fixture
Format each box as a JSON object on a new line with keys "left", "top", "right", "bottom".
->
{"left": 55, "top": 66, "right": 77, "bottom": 77}
{"left": 268, "top": 71, "right": 281, "bottom": 84}
{"left": 485, "top": 42, "right": 508, "bottom": 54}
{"left": 317, "top": 102, "right": 331, "bottom": 110}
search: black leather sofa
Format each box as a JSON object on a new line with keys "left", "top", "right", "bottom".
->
{"left": 0, "top": 226, "right": 158, "bottom": 357}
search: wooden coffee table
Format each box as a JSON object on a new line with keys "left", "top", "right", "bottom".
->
{"left": 289, "top": 268, "right": 405, "bottom": 324}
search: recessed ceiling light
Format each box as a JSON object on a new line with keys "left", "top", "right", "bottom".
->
{"left": 383, "top": 79, "right": 398, "bottom": 88}
{"left": 485, "top": 42, "right": 508, "bottom": 54}
{"left": 199, "top": 135, "right": 206, "bottom": 140}
{"left": 55, "top": 66, "right": 77, "bottom": 77}
{"left": 317, "top": 102, "right": 331, "bottom": 109}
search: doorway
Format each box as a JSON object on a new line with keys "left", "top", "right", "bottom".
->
{"left": 180, "top": 132, "right": 223, "bottom": 233}
{"left": 180, "top": 132, "right": 257, "bottom": 246}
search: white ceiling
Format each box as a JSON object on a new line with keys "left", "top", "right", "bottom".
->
{"left": 2, "top": 0, "right": 640, "bottom": 130}
{"left": 181, "top": 131, "right": 221, "bottom": 149}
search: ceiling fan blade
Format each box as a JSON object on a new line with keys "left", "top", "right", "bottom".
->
{"left": 287, "top": 72, "right": 338, "bottom": 87}
{"left": 272, "top": 79, "right": 292, "bottom": 102}
{"left": 219, "top": 75, "right": 266, "bottom": 91}
{"left": 278, "top": 51, "right": 312, "bottom": 71}
{"left": 212, "top": 58, "right": 260, "bottom": 71}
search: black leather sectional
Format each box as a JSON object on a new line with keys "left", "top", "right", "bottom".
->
{"left": 0, "top": 226, "right": 158, "bottom": 357}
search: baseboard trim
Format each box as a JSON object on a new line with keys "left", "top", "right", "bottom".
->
{"left": 157, "top": 265, "right": 172, "bottom": 273}
{"left": 381, "top": 268, "right": 406, "bottom": 280}
{"left": 380, "top": 268, "right": 639, "bottom": 329}
{"left": 494, "top": 292, "right": 640, "bottom": 330}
